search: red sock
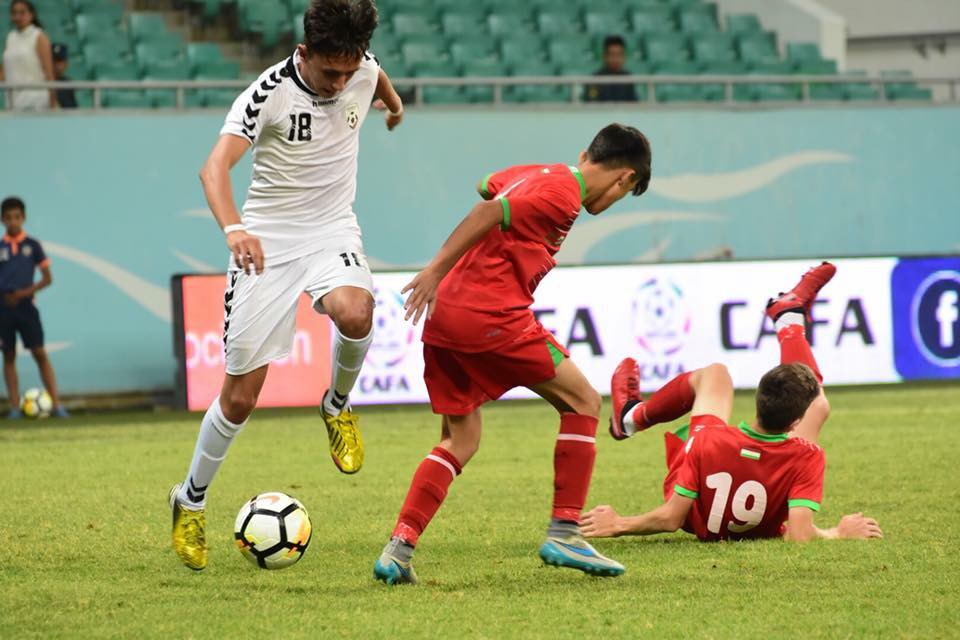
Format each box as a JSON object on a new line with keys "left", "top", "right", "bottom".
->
{"left": 631, "top": 371, "right": 695, "bottom": 429}
{"left": 778, "top": 324, "right": 823, "bottom": 383}
{"left": 391, "top": 446, "right": 462, "bottom": 546}
{"left": 552, "top": 413, "right": 597, "bottom": 522}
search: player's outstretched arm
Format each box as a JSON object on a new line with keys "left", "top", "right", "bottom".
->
{"left": 582, "top": 494, "right": 694, "bottom": 538}
{"left": 783, "top": 507, "right": 883, "bottom": 542}
{"left": 374, "top": 68, "right": 403, "bottom": 131}
{"left": 402, "top": 200, "right": 504, "bottom": 324}
{"left": 199, "top": 134, "right": 264, "bottom": 275}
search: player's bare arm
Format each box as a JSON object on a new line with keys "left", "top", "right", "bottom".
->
{"left": 199, "top": 134, "right": 264, "bottom": 275}
{"left": 783, "top": 507, "right": 883, "bottom": 542}
{"left": 401, "top": 199, "right": 503, "bottom": 324}
{"left": 582, "top": 494, "right": 693, "bottom": 538}
{"left": 373, "top": 68, "right": 403, "bottom": 131}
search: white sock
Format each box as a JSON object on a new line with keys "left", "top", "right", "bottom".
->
{"left": 178, "top": 397, "right": 247, "bottom": 509}
{"left": 775, "top": 311, "right": 805, "bottom": 333}
{"left": 323, "top": 328, "right": 373, "bottom": 416}
{"left": 620, "top": 402, "right": 641, "bottom": 436}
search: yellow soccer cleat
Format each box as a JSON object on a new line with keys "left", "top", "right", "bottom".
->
{"left": 322, "top": 405, "right": 364, "bottom": 474}
{"left": 169, "top": 483, "right": 208, "bottom": 571}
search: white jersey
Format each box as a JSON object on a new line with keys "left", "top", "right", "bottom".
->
{"left": 3, "top": 25, "right": 48, "bottom": 111}
{"left": 221, "top": 50, "right": 380, "bottom": 265}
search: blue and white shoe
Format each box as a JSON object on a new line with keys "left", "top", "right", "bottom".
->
{"left": 373, "top": 540, "right": 419, "bottom": 586}
{"left": 539, "top": 534, "right": 625, "bottom": 577}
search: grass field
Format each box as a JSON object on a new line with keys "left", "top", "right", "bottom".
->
{"left": 2, "top": 384, "right": 959, "bottom": 639}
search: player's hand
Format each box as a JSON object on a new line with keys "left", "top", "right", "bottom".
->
{"left": 226, "top": 229, "right": 264, "bottom": 275}
{"left": 836, "top": 513, "right": 883, "bottom": 540}
{"left": 401, "top": 267, "right": 442, "bottom": 325}
{"left": 372, "top": 98, "right": 403, "bottom": 131}
{"left": 581, "top": 505, "right": 623, "bottom": 538}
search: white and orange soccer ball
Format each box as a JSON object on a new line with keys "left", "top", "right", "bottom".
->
{"left": 20, "top": 388, "right": 52, "bottom": 418}
{"left": 234, "top": 492, "right": 312, "bottom": 570}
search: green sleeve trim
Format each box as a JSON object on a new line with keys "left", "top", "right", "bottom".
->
{"left": 674, "top": 484, "right": 698, "bottom": 500}
{"left": 568, "top": 165, "right": 586, "bottom": 203}
{"left": 546, "top": 341, "right": 566, "bottom": 367}
{"left": 480, "top": 173, "right": 493, "bottom": 198}
{"left": 673, "top": 423, "right": 690, "bottom": 442}
{"left": 499, "top": 197, "right": 511, "bottom": 231}
{"left": 788, "top": 499, "right": 821, "bottom": 512}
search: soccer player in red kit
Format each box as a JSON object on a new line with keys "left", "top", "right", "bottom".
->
{"left": 581, "top": 262, "right": 883, "bottom": 542}
{"left": 373, "top": 124, "right": 653, "bottom": 584}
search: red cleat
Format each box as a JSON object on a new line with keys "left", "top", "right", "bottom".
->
{"left": 765, "top": 261, "right": 837, "bottom": 321}
{"left": 610, "top": 358, "right": 643, "bottom": 441}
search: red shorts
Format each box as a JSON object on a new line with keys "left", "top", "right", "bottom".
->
{"left": 423, "top": 327, "right": 569, "bottom": 416}
{"left": 662, "top": 414, "right": 727, "bottom": 502}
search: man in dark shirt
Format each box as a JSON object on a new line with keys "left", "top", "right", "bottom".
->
{"left": 585, "top": 35, "right": 638, "bottom": 103}
{"left": 0, "top": 197, "right": 68, "bottom": 418}
{"left": 52, "top": 43, "right": 77, "bottom": 109}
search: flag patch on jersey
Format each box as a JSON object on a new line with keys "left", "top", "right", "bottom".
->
{"left": 740, "top": 448, "right": 761, "bottom": 460}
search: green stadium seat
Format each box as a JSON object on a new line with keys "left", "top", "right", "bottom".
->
{"left": 449, "top": 38, "right": 497, "bottom": 67}
{"left": 190, "top": 0, "right": 227, "bottom": 20}
{"left": 371, "top": 31, "right": 401, "bottom": 56}
{"left": 374, "top": 51, "right": 407, "bottom": 76}
{"left": 838, "top": 71, "right": 879, "bottom": 101}
{"left": 193, "top": 59, "right": 240, "bottom": 79}
{"left": 76, "top": 3, "right": 124, "bottom": 24}
{"left": 143, "top": 62, "right": 190, "bottom": 108}
{"left": 186, "top": 42, "right": 224, "bottom": 70}
{"left": 192, "top": 80, "right": 240, "bottom": 109}
{"left": 83, "top": 40, "right": 132, "bottom": 67}
{"left": 506, "top": 60, "right": 568, "bottom": 103}
{"left": 401, "top": 36, "right": 449, "bottom": 67}
{"left": 287, "top": 0, "right": 311, "bottom": 14}
{"left": 441, "top": 11, "right": 488, "bottom": 37}
{"left": 881, "top": 70, "right": 933, "bottom": 101}
{"left": 737, "top": 33, "right": 778, "bottom": 63}
{"left": 654, "top": 60, "right": 716, "bottom": 102}
{"left": 630, "top": 8, "right": 675, "bottom": 34}
{"left": 239, "top": 0, "right": 292, "bottom": 48}
{"left": 135, "top": 41, "right": 184, "bottom": 70}
{"left": 795, "top": 59, "right": 837, "bottom": 74}
{"left": 644, "top": 34, "right": 690, "bottom": 64}
{"left": 75, "top": 15, "right": 124, "bottom": 44}
{"left": 391, "top": 0, "right": 435, "bottom": 11}
{"left": 548, "top": 36, "right": 598, "bottom": 66}
{"left": 678, "top": 9, "right": 718, "bottom": 34}
{"left": 413, "top": 61, "right": 467, "bottom": 104}
{"left": 67, "top": 59, "right": 93, "bottom": 80}
{"left": 487, "top": 10, "right": 536, "bottom": 38}
{"left": 692, "top": 34, "right": 736, "bottom": 62}
{"left": 726, "top": 14, "right": 762, "bottom": 34}
{"left": 559, "top": 59, "right": 600, "bottom": 76}
{"left": 536, "top": 10, "right": 583, "bottom": 36}
{"left": 583, "top": 10, "right": 627, "bottom": 37}
{"left": 786, "top": 42, "right": 821, "bottom": 61}
{"left": 292, "top": 15, "right": 304, "bottom": 43}
{"left": 392, "top": 13, "right": 439, "bottom": 37}
{"left": 739, "top": 61, "right": 801, "bottom": 101}
{"left": 95, "top": 63, "right": 149, "bottom": 108}
{"left": 501, "top": 38, "right": 547, "bottom": 66}
{"left": 461, "top": 59, "right": 507, "bottom": 103}
{"left": 73, "top": 0, "right": 122, "bottom": 11}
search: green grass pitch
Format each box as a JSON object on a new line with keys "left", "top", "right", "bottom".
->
{"left": 1, "top": 384, "right": 958, "bottom": 639}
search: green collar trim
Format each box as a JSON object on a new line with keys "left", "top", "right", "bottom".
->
{"left": 738, "top": 421, "right": 789, "bottom": 443}
{"left": 568, "top": 165, "right": 586, "bottom": 203}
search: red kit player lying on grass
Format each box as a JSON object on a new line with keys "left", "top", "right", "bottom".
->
{"left": 582, "top": 262, "right": 883, "bottom": 543}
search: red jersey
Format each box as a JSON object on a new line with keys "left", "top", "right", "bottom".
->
{"left": 669, "top": 419, "right": 825, "bottom": 541}
{"left": 422, "top": 163, "right": 585, "bottom": 352}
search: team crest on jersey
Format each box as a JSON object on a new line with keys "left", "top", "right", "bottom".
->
{"left": 22, "top": 245, "right": 32, "bottom": 257}
{"left": 344, "top": 103, "right": 360, "bottom": 129}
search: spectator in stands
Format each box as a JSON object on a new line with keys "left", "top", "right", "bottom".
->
{"left": 0, "top": 197, "right": 68, "bottom": 418}
{"left": 0, "top": 0, "right": 57, "bottom": 110}
{"left": 585, "top": 35, "right": 638, "bottom": 103}
{"left": 51, "top": 43, "right": 76, "bottom": 109}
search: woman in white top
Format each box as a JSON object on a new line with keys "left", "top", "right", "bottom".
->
{"left": 1, "top": 0, "right": 56, "bottom": 110}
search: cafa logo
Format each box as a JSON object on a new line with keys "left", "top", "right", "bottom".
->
{"left": 344, "top": 102, "right": 360, "bottom": 129}
{"left": 631, "top": 278, "right": 690, "bottom": 357}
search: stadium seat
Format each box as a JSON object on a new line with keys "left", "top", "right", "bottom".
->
{"left": 678, "top": 10, "right": 718, "bottom": 33}
{"left": 401, "top": 36, "right": 449, "bottom": 67}
{"left": 838, "top": 71, "right": 880, "bottom": 101}
{"left": 726, "top": 14, "right": 762, "bottom": 34}
{"left": 143, "top": 62, "right": 191, "bottom": 108}
{"left": 128, "top": 13, "right": 172, "bottom": 44}
{"left": 654, "top": 60, "right": 717, "bottom": 102}
{"left": 449, "top": 38, "right": 498, "bottom": 67}
{"left": 630, "top": 8, "right": 675, "bottom": 34}
{"left": 583, "top": 10, "right": 627, "bottom": 37}
{"left": 135, "top": 41, "right": 184, "bottom": 71}
{"left": 881, "top": 70, "right": 933, "bottom": 100}
{"left": 95, "top": 63, "right": 150, "bottom": 109}
{"left": 441, "top": 11, "right": 487, "bottom": 37}
{"left": 460, "top": 59, "right": 507, "bottom": 103}
{"left": 506, "top": 60, "right": 567, "bottom": 103}
{"left": 737, "top": 33, "right": 779, "bottom": 64}
{"left": 701, "top": 60, "right": 747, "bottom": 75}
{"left": 548, "top": 35, "right": 597, "bottom": 66}
{"left": 193, "top": 59, "right": 240, "bottom": 79}
{"left": 287, "top": 0, "right": 311, "bottom": 14}
{"left": 83, "top": 40, "right": 132, "bottom": 67}
{"left": 392, "top": 12, "right": 439, "bottom": 37}
{"left": 190, "top": 0, "right": 227, "bottom": 20}
{"left": 536, "top": 10, "right": 584, "bottom": 36}
{"left": 795, "top": 59, "right": 838, "bottom": 74}
{"left": 239, "top": 0, "right": 292, "bottom": 48}
{"left": 487, "top": 11, "right": 536, "bottom": 38}
{"left": 413, "top": 61, "right": 467, "bottom": 104}
{"left": 75, "top": 15, "right": 124, "bottom": 44}
{"left": 644, "top": 34, "right": 690, "bottom": 64}
{"left": 786, "top": 42, "right": 822, "bottom": 62}
{"left": 75, "top": 3, "right": 124, "bottom": 25}
{"left": 740, "top": 61, "right": 801, "bottom": 102}
{"left": 187, "top": 42, "right": 224, "bottom": 65}
{"left": 73, "top": 0, "right": 122, "bottom": 11}
{"left": 371, "top": 30, "right": 400, "bottom": 56}
{"left": 501, "top": 38, "right": 547, "bottom": 66}
{"left": 391, "top": 0, "right": 435, "bottom": 11}
{"left": 692, "top": 34, "right": 736, "bottom": 63}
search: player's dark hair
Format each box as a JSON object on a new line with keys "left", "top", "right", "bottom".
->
{"left": 603, "top": 35, "right": 627, "bottom": 51}
{"left": 302, "top": 0, "right": 378, "bottom": 60}
{"left": 755, "top": 363, "right": 820, "bottom": 433}
{"left": 10, "top": 0, "right": 42, "bottom": 28}
{"left": 1, "top": 196, "right": 26, "bottom": 218}
{"left": 586, "top": 124, "right": 652, "bottom": 196}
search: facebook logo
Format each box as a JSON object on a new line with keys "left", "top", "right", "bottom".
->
{"left": 892, "top": 259, "right": 960, "bottom": 379}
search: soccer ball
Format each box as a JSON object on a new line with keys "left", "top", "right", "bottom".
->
{"left": 234, "top": 492, "right": 312, "bottom": 569}
{"left": 21, "top": 388, "right": 52, "bottom": 418}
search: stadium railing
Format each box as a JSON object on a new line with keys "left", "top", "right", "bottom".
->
{"left": 2, "top": 74, "right": 958, "bottom": 109}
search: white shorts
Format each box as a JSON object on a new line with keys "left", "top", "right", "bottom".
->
{"left": 223, "top": 239, "right": 373, "bottom": 375}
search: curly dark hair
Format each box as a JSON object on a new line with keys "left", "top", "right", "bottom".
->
{"left": 303, "top": 0, "right": 378, "bottom": 60}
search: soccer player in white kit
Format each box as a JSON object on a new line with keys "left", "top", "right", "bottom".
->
{"left": 170, "top": 0, "right": 404, "bottom": 571}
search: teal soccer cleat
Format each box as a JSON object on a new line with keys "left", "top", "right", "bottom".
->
{"left": 539, "top": 534, "right": 625, "bottom": 577}
{"left": 374, "top": 547, "right": 419, "bottom": 586}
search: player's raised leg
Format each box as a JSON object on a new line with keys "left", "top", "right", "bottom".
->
{"left": 318, "top": 284, "right": 375, "bottom": 474}
{"left": 171, "top": 366, "right": 266, "bottom": 570}
{"left": 610, "top": 361, "right": 733, "bottom": 440}
{"left": 529, "top": 358, "right": 624, "bottom": 577}
{"left": 765, "top": 261, "right": 836, "bottom": 443}
{"left": 375, "top": 412, "right": 479, "bottom": 585}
